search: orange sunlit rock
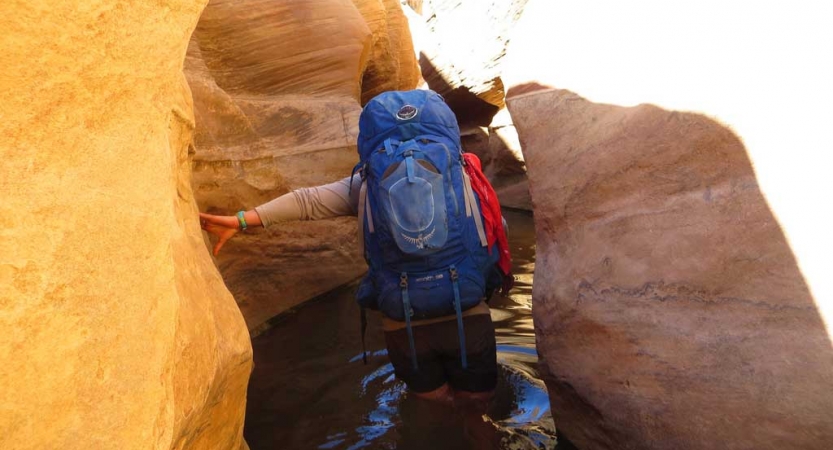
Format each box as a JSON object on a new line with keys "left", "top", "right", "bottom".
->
{"left": 1, "top": 1, "right": 252, "bottom": 449}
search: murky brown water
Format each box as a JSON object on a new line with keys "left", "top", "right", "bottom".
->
{"left": 244, "top": 209, "right": 564, "bottom": 449}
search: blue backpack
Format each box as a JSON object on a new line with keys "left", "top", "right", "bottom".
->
{"left": 353, "top": 89, "right": 499, "bottom": 369}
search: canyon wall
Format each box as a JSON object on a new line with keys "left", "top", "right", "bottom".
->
{"left": 405, "top": 0, "right": 529, "bottom": 120}
{"left": 6, "top": 1, "right": 830, "bottom": 449}
{"left": 1, "top": 1, "right": 252, "bottom": 449}
{"left": 504, "top": 0, "right": 833, "bottom": 448}
{"left": 186, "top": 0, "right": 420, "bottom": 331}
{"left": 403, "top": 0, "right": 531, "bottom": 207}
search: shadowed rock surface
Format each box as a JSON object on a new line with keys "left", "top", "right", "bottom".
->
{"left": 1, "top": 1, "right": 252, "bottom": 449}
{"left": 459, "top": 110, "right": 529, "bottom": 210}
{"left": 504, "top": 1, "right": 833, "bottom": 448}
{"left": 511, "top": 89, "right": 833, "bottom": 449}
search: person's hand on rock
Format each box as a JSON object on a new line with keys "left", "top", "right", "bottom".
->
{"left": 200, "top": 213, "right": 239, "bottom": 256}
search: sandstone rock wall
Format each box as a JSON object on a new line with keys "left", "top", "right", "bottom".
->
{"left": 186, "top": 0, "right": 419, "bottom": 331}
{"left": 1, "top": 1, "right": 252, "bottom": 449}
{"left": 505, "top": 1, "right": 833, "bottom": 448}
{"left": 355, "top": 0, "right": 422, "bottom": 104}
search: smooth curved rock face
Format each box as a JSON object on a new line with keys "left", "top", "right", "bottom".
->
{"left": 1, "top": 1, "right": 252, "bottom": 449}
{"left": 404, "top": 0, "right": 530, "bottom": 125}
{"left": 506, "top": 1, "right": 833, "bottom": 448}
{"left": 192, "top": 0, "right": 371, "bottom": 99}
{"left": 354, "top": 0, "right": 422, "bottom": 104}
{"left": 186, "top": 0, "right": 419, "bottom": 330}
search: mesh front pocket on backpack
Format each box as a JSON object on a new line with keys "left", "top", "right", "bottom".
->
{"left": 380, "top": 157, "right": 449, "bottom": 255}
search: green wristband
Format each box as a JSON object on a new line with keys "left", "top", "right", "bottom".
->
{"left": 236, "top": 211, "right": 248, "bottom": 230}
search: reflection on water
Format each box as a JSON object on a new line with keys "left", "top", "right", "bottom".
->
{"left": 244, "top": 209, "right": 560, "bottom": 449}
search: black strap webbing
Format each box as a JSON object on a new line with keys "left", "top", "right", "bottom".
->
{"left": 360, "top": 307, "right": 368, "bottom": 365}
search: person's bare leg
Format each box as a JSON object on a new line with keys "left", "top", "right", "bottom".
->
{"left": 454, "top": 390, "right": 500, "bottom": 449}
{"left": 411, "top": 382, "right": 454, "bottom": 406}
{"left": 398, "top": 383, "right": 465, "bottom": 450}
{"left": 454, "top": 389, "right": 494, "bottom": 406}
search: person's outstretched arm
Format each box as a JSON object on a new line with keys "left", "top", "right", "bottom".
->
{"left": 199, "top": 176, "right": 361, "bottom": 255}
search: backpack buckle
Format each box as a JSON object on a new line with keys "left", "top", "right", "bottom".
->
{"left": 449, "top": 267, "right": 459, "bottom": 281}
{"left": 400, "top": 273, "right": 409, "bottom": 288}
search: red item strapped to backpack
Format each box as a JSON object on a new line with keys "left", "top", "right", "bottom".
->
{"left": 462, "top": 153, "right": 512, "bottom": 279}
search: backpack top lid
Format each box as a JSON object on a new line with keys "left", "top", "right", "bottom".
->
{"left": 357, "top": 89, "right": 461, "bottom": 161}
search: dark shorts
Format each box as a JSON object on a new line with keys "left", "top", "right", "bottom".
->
{"left": 384, "top": 314, "right": 497, "bottom": 393}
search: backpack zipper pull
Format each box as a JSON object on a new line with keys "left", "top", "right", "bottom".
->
{"left": 384, "top": 138, "right": 395, "bottom": 155}
{"left": 405, "top": 152, "right": 416, "bottom": 183}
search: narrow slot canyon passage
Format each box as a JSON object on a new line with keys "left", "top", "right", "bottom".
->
{"left": 5, "top": 1, "right": 833, "bottom": 449}
{"left": 243, "top": 209, "right": 571, "bottom": 450}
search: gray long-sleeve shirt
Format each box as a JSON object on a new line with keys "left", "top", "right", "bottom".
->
{"left": 255, "top": 177, "right": 361, "bottom": 226}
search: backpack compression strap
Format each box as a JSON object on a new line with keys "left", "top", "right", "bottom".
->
{"left": 462, "top": 169, "right": 488, "bottom": 247}
{"left": 357, "top": 179, "right": 375, "bottom": 256}
{"left": 400, "top": 273, "right": 419, "bottom": 370}
{"left": 360, "top": 307, "right": 368, "bottom": 365}
{"left": 450, "top": 265, "right": 468, "bottom": 369}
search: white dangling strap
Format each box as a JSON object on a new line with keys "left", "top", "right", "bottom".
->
{"left": 365, "top": 183, "right": 374, "bottom": 234}
{"left": 463, "top": 174, "right": 473, "bottom": 218}
{"left": 462, "top": 169, "right": 488, "bottom": 247}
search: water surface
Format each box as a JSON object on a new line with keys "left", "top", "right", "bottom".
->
{"left": 244, "top": 209, "right": 561, "bottom": 449}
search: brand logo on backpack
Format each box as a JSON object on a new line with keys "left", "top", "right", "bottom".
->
{"left": 396, "top": 105, "right": 418, "bottom": 120}
{"left": 402, "top": 227, "right": 437, "bottom": 250}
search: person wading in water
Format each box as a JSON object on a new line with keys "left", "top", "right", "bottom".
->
{"left": 200, "top": 90, "right": 513, "bottom": 446}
